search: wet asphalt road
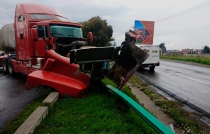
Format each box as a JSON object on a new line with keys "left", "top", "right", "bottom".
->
{"left": 136, "top": 60, "right": 210, "bottom": 115}
{"left": 0, "top": 67, "right": 44, "bottom": 131}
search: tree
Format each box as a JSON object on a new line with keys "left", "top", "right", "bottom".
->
{"left": 202, "top": 46, "right": 210, "bottom": 53}
{"left": 159, "top": 43, "right": 166, "bottom": 53}
{"left": 80, "top": 16, "right": 113, "bottom": 47}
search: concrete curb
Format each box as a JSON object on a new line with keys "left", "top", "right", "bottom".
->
{"left": 14, "top": 107, "right": 48, "bottom": 134}
{"left": 14, "top": 92, "right": 59, "bottom": 134}
{"left": 42, "top": 92, "right": 59, "bottom": 108}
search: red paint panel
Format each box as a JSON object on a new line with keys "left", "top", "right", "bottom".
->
{"left": 42, "top": 58, "right": 55, "bottom": 71}
{"left": 26, "top": 50, "right": 90, "bottom": 97}
{"left": 26, "top": 70, "right": 89, "bottom": 97}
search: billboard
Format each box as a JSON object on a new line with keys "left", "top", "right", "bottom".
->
{"left": 134, "top": 20, "right": 154, "bottom": 45}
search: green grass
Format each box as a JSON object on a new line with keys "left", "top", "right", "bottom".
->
{"left": 129, "top": 76, "right": 208, "bottom": 134}
{"left": 102, "top": 78, "right": 138, "bottom": 102}
{"left": 160, "top": 55, "right": 210, "bottom": 65}
{"left": 34, "top": 79, "right": 157, "bottom": 134}
{"left": 0, "top": 89, "right": 51, "bottom": 134}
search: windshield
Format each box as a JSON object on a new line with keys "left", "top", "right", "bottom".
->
{"left": 50, "top": 24, "right": 83, "bottom": 38}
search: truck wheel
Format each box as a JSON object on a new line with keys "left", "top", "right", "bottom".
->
{"left": 149, "top": 66, "right": 155, "bottom": 71}
{"left": 8, "top": 59, "right": 15, "bottom": 75}
{"left": 2, "top": 58, "right": 8, "bottom": 73}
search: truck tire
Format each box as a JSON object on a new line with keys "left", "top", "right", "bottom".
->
{"left": 149, "top": 66, "right": 155, "bottom": 71}
{"left": 8, "top": 59, "right": 15, "bottom": 75}
{"left": 2, "top": 58, "right": 8, "bottom": 73}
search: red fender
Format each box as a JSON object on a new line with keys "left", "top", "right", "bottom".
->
{"left": 26, "top": 70, "right": 89, "bottom": 97}
{"left": 26, "top": 50, "right": 90, "bottom": 98}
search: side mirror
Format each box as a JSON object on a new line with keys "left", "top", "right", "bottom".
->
{"left": 87, "top": 32, "right": 93, "bottom": 43}
{"left": 31, "top": 28, "right": 38, "bottom": 41}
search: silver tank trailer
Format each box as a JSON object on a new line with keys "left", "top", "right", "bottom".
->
{"left": 0, "top": 23, "right": 16, "bottom": 52}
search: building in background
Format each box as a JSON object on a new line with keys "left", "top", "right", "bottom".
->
{"left": 166, "top": 50, "right": 181, "bottom": 54}
{"left": 182, "top": 49, "right": 194, "bottom": 54}
{"left": 194, "top": 49, "right": 202, "bottom": 54}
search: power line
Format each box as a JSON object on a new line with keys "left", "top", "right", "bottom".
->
{"left": 1, "top": 20, "right": 10, "bottom": 24}
{"left": 0, "top": 1, "right": 15, "bottom": 13}
{"left": 0, "top": 22, "right": 6, "bottom": 25}
{"left": 113, "top": 25, "right": 210, "bottom": 41}
{"left": 0, "top": 8, "right": 14, "bottom": 16}
{"left": 156, "top": 0, "right": 210, "bottom": 22}
{"left": 1, "top": 0, "right": 14, "bottom": 9}
{"left": 0, "top": 5, "right": 14, "bottom": 15}
{"left": 156, "top": 1, "right": 210, "bottom": 22}
{"left": 0, "top": 21, "right": 9, "bottom": 27}
{"left": 113, "top": 24, "right": 210, "bottom": 39}
{"left": 155, "top": 24, "right": 210, "bottom": 35}
{"left": 0, "top": 0, "right": 15, "bottom": 18}
{"left": 0, "top": 4, "right": 15, "bottom": 14}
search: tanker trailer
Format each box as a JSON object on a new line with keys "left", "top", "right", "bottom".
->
{"left": 0, "top": 23, "right": 16, "bottom": 53}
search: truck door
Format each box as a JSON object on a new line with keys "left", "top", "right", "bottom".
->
{"left": 17, "top": 15, "right": 25, "bottom": 60}
{"left": 32, "top": 26, "right": 48, "bottom": 57}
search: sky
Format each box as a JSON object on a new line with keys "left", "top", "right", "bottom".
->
{"left": 0, "top": 0, "right": 210, "bottom": 50}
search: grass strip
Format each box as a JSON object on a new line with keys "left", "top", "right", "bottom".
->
{"left": 160, "top": 55, "right": 210, "bottom": 65}
{"left": 0, "top": 89, "right": 51, "bottom": 134}
{"left": 34, "top": 79, "right": 157, "bottom": 134}
{"left": 129, "top": 75, "right": 209, "bottom": 134}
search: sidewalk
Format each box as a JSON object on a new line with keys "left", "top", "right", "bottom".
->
{"left": 127, "top": 82, "right": 183, "bottom": 134}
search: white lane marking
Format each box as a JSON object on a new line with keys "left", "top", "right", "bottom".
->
{"left": 175, "top": 74, "right": 210, "bottom": 86}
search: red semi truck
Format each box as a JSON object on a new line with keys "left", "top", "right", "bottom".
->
{"left": 0, "top": 3, "right": 149, "bottom": 97}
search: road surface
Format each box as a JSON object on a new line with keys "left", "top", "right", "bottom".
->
{"left": 0, "top": 67, "right": 45, "bottom": 131}
{"left": 136, "top": 60, "right": 210, "bottom": 116}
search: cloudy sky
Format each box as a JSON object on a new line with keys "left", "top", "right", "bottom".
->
{"left": 0, "top": 0, "right": 210, "bottom": 50}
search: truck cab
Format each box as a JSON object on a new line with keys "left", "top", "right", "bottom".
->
{"left": 1, "top": 3, "right": 93, "bottom": 97}
{"left": 15, "top": 3, "right": 88, "bottom": 60}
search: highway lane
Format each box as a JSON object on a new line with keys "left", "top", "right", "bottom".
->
{"left": 0, "top": 67, "right": 45, "bottom": 131}
{"left": 136, "top": 60, "right": 210, "bottom": 115}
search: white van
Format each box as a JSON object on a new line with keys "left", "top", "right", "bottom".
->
{"left": 138, "top": 45, "right": 160, "bottom": 71}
